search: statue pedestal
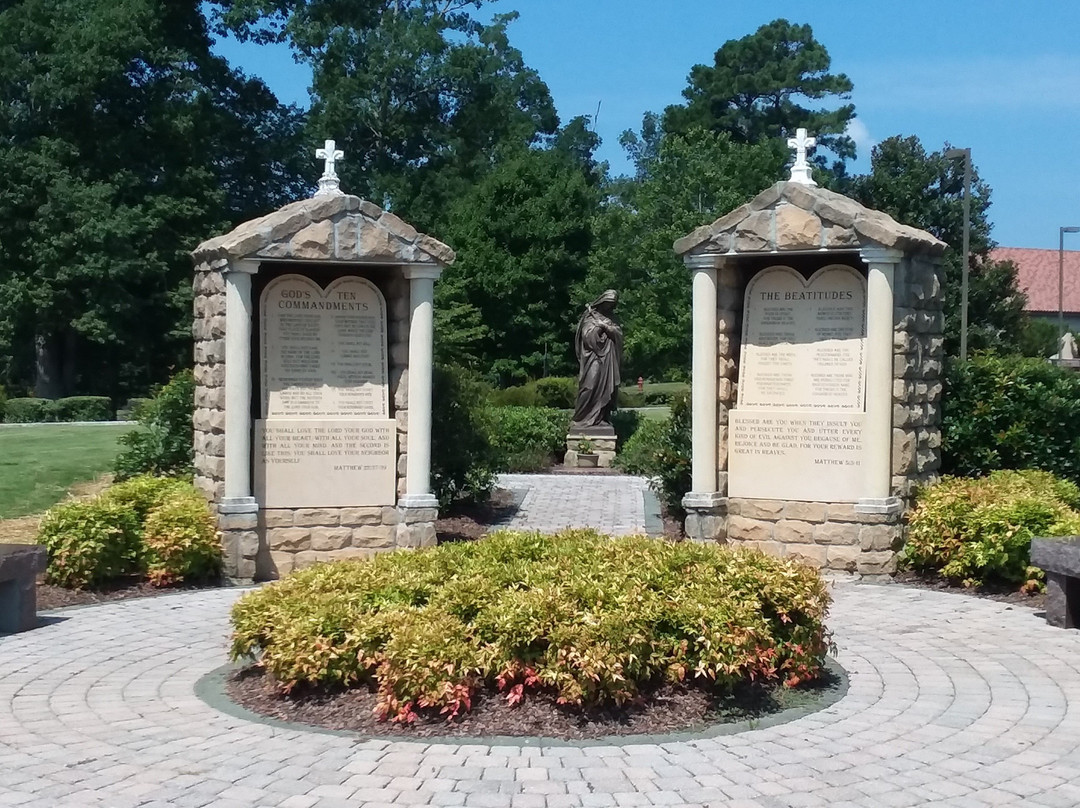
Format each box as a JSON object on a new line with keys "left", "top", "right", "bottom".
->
{"left": 565, "top": 426, "right": 616, "bottom": 469}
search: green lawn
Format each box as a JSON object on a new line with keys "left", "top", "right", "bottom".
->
{"left": 620, "top": 381, "right": 689, "bottom": 397}
{"left": 0, "top": 424, "right": 135, "bottom": 519}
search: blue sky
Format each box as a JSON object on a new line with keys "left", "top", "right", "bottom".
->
{"left": 213, "top": 0, "right": 1080, "bottom": 250}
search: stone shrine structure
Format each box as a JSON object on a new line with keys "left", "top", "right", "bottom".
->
{"left": 191, "top": 141, "right": 453, "bottom": 580}
{"left": 676, "top": 135, "right": 946, "bottom": 575}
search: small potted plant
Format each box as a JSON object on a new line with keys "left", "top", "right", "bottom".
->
{"left": 576, "top": 438, "right": 598, "bottom": 468}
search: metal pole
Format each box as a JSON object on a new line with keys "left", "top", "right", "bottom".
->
{"left": 960, "top": 151, "right": 971, "bottom": 361}
{"left": 1062, "top": 227, "right": 1080, "bottom": 340}
{"left": 945, "top": 147, "right": 972, "bottom": 360}
{"left": 1062, "top": 227, "right": 1068, "bottom": 339}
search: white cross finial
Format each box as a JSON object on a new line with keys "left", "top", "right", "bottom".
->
{"left": 314, "top": 139, "right": 345, "bottom": 196}
{"left": 786, "top": 128, "right": 817, "bottom": 186}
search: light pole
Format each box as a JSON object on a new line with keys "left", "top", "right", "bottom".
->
{"left": 945, "top": 148, "right": 971, "bottom": 360}
{"left": 1060, "top": 226, "right": 1080, "bottom": 340}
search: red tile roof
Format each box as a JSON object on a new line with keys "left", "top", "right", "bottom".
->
{"left": 992, "top": 247, "right": 1080, "bottom": 315}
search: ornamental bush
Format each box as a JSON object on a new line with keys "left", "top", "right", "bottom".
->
{"left": 942, "top": 356, "right": 1080, "bottom": 484}
{"left": 143, "top": 487, "right": 222, "bottom": 586}
{"left": 230, "top": 530, "right": 831, "bottom": 722}
{"left": 37, "top": 475, "right": 219, "bottom": 589}
{"left": 903, "top": 470, "right": 1080, "bottom": 588}
{"left": 37, "top": 499, "right": 141, "bottom": 588}
{"left": 431, "top": 365, "right": 500, "bottom": 506}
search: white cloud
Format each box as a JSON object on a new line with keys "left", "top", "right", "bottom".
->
{"left": 845, "top": 118, "right": 875, "bottom": 154}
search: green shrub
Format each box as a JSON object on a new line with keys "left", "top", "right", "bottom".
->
{"left": 143, "top": 487, "right": 222, "bottom": 586}
{"left": 611, "top": 408, "right": 642, "bottom": 447}
{"left": 943, "top": 356, "right": 1080, "bottom": 484}
{"left": 101, "top": 475, "right": 189, "bottom": 523}
{"left": 618, "top": 390, "right": 646, "bottom": 408}
{"left": 53, "top": 396, "right": 114, "bottom": 422}
{"left": 37, "top": 499, "right": 142, "bottom": 588}
{"left": 490, "top": 385, "right": 537, "bottom": 407}
{"left": 487, "top": 406, "right": 570, "bottom": 472}
{"left": 615, "top": 417, "right": 668, "bottom": 475}
{"left": 114, "top": 370, "right": 195, "bottom": 480}
{"left": 532, "top": 377, "right": 577, "bottom": 409}
{"left": 116, "top": 397, "right": 152, "bottom": 421}
{"left": 37, "top": 475, "right": 218, "bottom": 589}
{"left": 431, "top": 365, "right": 500, "bottom": 506}
{"left": 4, "top": 398, "right": 56, "bottom": 423}
{"left": 0, "top": 384, "right": 6, "bottom": 417}
{"left": 491, "top": 377, "right": 578, "bottom": 410}
{"left": 903, "top": 470, "right": 1080, "bottom": 587}
{"left": 230, "top": 529, "right": 831, "bottom": 721}
{"left": 613, "top": 394, "right": 691, "bottom": 514}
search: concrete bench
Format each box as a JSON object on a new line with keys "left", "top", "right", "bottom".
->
{"left": 1031, "top": 536, "right": 1080, "bottom": 629}
{"left": 0, "top": 544, "right": 47, "bottom": 633}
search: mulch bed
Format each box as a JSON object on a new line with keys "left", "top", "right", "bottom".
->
{"left": 36, "top": 579, "right": 215, "bottom": 611}
{"left": 226, "top": 666, "right": 839, "bottom": 741}
{"left": 892, "top": 570, "right": 1047, "bottom": 611}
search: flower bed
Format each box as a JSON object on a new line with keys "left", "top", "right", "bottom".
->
{"left": 230, "top": 530, "right": 831, "bottom": 724}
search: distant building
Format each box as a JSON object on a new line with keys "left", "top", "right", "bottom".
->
{"left": 992, "top": 247, "right": 1080, "bottom": 333}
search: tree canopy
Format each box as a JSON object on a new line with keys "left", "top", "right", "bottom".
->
{"left": 662, "top": 19, "right": 856, "bottom": 171}
{"left": 0, "top": 0, "right": 304, "bottom": 398}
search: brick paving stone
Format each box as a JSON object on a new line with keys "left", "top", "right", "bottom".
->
{"left": 494, "top": 474, "right": 651, "bottom": 535}
{"left": 3, "top": 477, "right": 1080, "bottom": 806}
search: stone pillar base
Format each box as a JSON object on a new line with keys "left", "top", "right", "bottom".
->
{"left": 217, "top": 498, "right": 260, "bottom": 583}
{"left": 682, "top": 492, "right": 727, "bottom": 543}
{"left": 565, "top": 431, "right": 617, "bottom": 469}
{"left": 396, "top": 503, "right": 438, "bottom": 549}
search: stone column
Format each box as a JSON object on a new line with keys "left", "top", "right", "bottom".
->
{"left": 858, "top": 247, "right": 903, "bottom": 515}
{"left": 682, "top": 254, "right": 726, "bottom": 541}
{"left": 221, "top": 264, "right": 257, "bottom": 511}
{"left": 219, "top": 261, "right": 259, "bottom": 581}
{"left": 400, "top": 265, "right": 442, "bottom": 510}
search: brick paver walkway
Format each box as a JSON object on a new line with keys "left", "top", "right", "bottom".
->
{"left": 495, "top": 474, "right": 656, "bottom": 535}
{"left": 3, "top": 581, "right": 1080, "bottom": 807}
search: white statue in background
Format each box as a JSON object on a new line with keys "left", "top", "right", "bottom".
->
{"left": 1052, "top": 332, "right": 1078, "bottom": 361}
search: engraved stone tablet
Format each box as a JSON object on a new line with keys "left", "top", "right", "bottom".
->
{"left": 260, "top": 275, "right": 388, "bottom": 418}
{"left": 728, "top": 409, "right": 866, "bottom": 502}
{"left": 739, "top": 265, "right": 867, "bottom": 411}
{"left": 254, "top": 419, "right": 397, "bottom": 508}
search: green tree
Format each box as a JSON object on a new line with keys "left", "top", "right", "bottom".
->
{"left": 587, "top": 130, "right": 785, "bottom": 379}
{"left": 662, "top": 19, "right": 856, "bottom": 171}
{"left": 847, "top": 135, "right": 1029, "bottom": 356}
{"left": 434, "top": 125, "right": 601, "bottom": 383}
{"left": 0, "top": 0, "right": 305, "bottom": 399}
{"left": 212, "top": 1, "right": 557, "bottom": 230}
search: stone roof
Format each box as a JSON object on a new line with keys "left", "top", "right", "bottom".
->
{"left": 192, "top": 194, "right": 455, "bottom": 266}
{"left": 673, "top": 181, "right": 947, "bottom": 258}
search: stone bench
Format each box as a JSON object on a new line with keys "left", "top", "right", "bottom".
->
{"left": 1031, "top": 536, "right": 1080, "bottom": 629}
{"left": 0, "top": 544, "right": 47, "bottom": 633}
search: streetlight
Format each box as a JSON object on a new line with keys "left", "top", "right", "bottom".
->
{"left": 1060, "top": 226, "right": 1080, "bottom": 340}
{"left": 945, "top": 147, "right": 971, "bottom": 360}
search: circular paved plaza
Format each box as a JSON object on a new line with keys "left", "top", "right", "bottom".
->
{"left": 3, "top": 580, "right": 1080, "bottom": 808}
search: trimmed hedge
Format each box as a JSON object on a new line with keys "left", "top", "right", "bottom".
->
{"left": 230, "top": 529, "right": 831, "bottom": 722}
{"left": 37, "top": 475, "right": 220, "bottom": 589}
{"left": 52, "top": 396, "right": 113, "bottom": 422}
{"left": 4, "top": 398, "right": 55, "bottom": 423}
{"left": 490, "top": 377, "right": 577, "bottom": 409}
{"left": 943, "top": 356, "right": 1080, "bottom": 484}
{"left": 903, "top": 470, "right": 1080, "bottom": 588}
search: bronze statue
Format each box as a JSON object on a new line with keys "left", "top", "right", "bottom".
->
{"left": 571, "top": 290, "right": 622, "bottom": 429}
